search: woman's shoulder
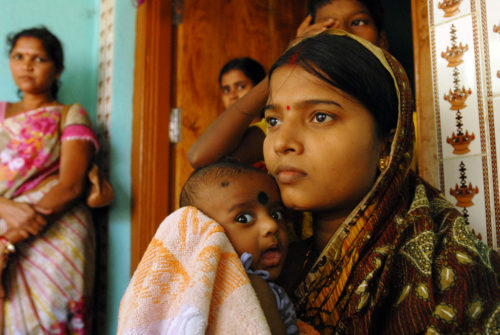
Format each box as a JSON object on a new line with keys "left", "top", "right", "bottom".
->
{"left": 60, "top": 103, "right": 91, "bottom": 126}
{"left": 0, "top": 101, "right": 7, "bottom": 117}
{"left": 62, "top": 102, "right": 86, "bottom": 113}
{"left": 66, "top": 102, "right": 84, "bottom": 109}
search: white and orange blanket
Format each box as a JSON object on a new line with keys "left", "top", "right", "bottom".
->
{"left": 117, "top": 206, "right": 271, "bottom": 335}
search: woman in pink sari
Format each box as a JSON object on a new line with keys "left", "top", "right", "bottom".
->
{"left": 0, "top": 27, "right": 97, "bottom": 334}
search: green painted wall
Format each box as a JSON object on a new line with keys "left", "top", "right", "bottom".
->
{"left": 0, "top": 1, "right": 136, "bottom": 334}
{"left": 106, "top": 2, "right": 135, "bottom": 334}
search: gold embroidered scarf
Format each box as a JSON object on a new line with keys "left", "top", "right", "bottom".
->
{"left": 284, "top": 30, "right": 500, "bottom": 334}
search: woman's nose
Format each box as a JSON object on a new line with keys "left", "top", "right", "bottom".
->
{"left": 229, "top": 88, "right": 238, "bottom": 99}
{"left": 272, "top": 122, "right": 303, "bottom": 155}
{"left": 23, "top": 59, "right": 33, "bottom": 71}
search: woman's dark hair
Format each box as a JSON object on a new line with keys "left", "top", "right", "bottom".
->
{"left": 269, "top": 33, "right": 397, "bottom": 136}
{"left": 307, "top": 0, "right": 385, "bottom": 33}
{"left": 218, "top": 57, "right": 266, "bottom": 86}
{"left": 7, "top": 26, "right": 64, "bottom": 99}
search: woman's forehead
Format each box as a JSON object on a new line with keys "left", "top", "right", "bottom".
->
{"left": 12, "top": 37, "right": 46, "bottom": 53}
{"left": 268, "top": 65, "right": 348, "bottom": 105}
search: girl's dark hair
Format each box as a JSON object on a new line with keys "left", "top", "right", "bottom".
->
{"left": 218, "top": 57, "right": 266, "bottom": 86}
{"left": 269, "top": 33, "right": 397, "bottom": 136}
{"left": 7, "top": 26, "right": 64, "bottom": 99}
{"left": 307, "top": 0, "right": 385, "bottom": 33}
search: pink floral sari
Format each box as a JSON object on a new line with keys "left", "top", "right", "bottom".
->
{"left": 0, "top": 102, "right": 97, "bottom": 334}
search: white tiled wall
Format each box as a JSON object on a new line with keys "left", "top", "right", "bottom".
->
{"left": 485, "top": 0, "right": 500, "bottom": 96}
{"left": 433, "top": 0, "right": 472, "bottom": 26}
{"left": 442, "top": 156, "right": 488, "bottom": 238}
{"left": 428, "top": 0, "right": 498, "bottom": 248}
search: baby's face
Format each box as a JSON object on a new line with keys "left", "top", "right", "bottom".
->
{"left": 198, "top": 171, "right": 289, "bottom": 280}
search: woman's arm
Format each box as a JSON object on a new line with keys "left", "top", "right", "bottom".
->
{"left": 0, "top": 140, "right": 93, "bottom": 239}
{"left": 0, "top": 197, "right": 48, "bottom": 235}
{"left": 187, "top": 77, "right": 268, "bottom": 169}
{"left": 35, "top": 139, "right": 93, "bottom": 215}
{"left": 223, "top": 126, "right": 265, "bottom": 165}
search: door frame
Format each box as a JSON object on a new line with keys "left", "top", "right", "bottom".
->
{"left": 131, "top": 0, "right": 174, "bottom": 273}
{"left": 411, "top": 0, "right": 439, "bottom": 187}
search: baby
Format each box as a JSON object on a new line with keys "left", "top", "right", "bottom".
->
{"left": 180, "top": 161, "right": 298, "bottom": 335}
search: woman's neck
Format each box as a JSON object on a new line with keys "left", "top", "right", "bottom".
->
{"left": 312, "top": 210, "right": 350, "bottom": 252}
{"left": 19, "top": 93, "right": 56, "bottom": 110}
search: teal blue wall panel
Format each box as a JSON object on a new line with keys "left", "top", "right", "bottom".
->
{"left": 0, "top": 2, "right": 136, "bottom": 334}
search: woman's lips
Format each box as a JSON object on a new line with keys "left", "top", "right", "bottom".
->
{"left": 275, "top": 167, "right": 306, "bottom": 184}
{"left": 18, "top": 75, "right": 33, "bottom": 81}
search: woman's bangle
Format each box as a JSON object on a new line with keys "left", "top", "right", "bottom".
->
{"left": 0, "top": 236, "right": 15, "bottom": 255}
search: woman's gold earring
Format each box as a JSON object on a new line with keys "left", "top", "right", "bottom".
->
{"left": 378, "top": 156, "right": 389, "bottom": 172}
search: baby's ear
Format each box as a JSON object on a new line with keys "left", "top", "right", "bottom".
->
{"left": 378, "top": 30, "right": 389, "bottom": 51}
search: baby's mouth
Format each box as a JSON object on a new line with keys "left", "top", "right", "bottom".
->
{"left": 260, "top": 246, "right": 282, "bottom": 267}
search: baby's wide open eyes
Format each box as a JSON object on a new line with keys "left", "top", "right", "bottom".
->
{"left": 235, "top": 209, "right": 284, "bottom": 224}
{"left": 271, "top": 209, "right": 284, "bottom": 221}
{"left": 235, "top": 213, "right": 254, "bottom": 224}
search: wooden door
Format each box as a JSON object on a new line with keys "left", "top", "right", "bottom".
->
{"left": 171, "top": 0, "right": 307, "bottom": 209}
{"left": 131, "top": 0, "right": 306, "bottom": 272}
{"left": 411, "top": 0, "right": 438, "bottom": 186}
{"left": 131, "top": 0, "right": 174, "bottom": 272}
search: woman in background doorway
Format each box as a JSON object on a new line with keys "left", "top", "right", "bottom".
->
{"left": 219, "top": 57, "right": 266, "bottom": 113}
{"left": 189, "top": 57, "right": 267, "bottom": 168}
